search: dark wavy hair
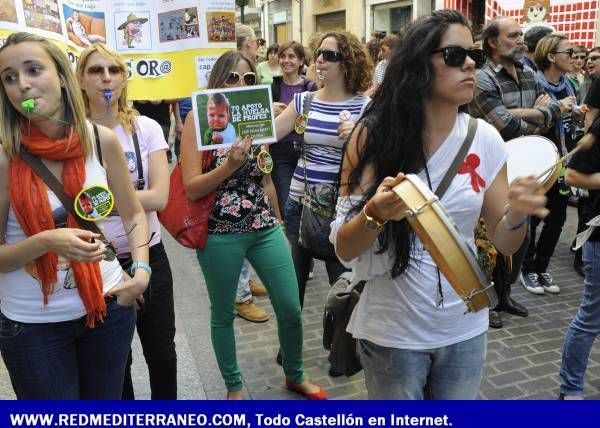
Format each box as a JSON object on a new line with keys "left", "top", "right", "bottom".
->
{"left": 319, "top": 31, "right": 373, "bottom": 94}
{"left": 345, "top": 9, "right": 472, "bottom": 278}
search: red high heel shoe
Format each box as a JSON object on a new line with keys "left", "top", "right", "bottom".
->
{"left": 285, "top": 379, "right": 328, "bottom": 400}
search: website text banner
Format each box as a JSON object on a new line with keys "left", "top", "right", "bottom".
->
{"left": 0, "top": 401, "right": 596, "bottom": 428}
{"left": 0, "top": 1, "right": 235, "bottom": 99}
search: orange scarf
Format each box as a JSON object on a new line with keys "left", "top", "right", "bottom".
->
{"left": 9, "top": 126, "right": 106, "bottom": 327}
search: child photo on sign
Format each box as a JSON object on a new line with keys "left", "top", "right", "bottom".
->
{"left": 191, "top": 85, "right": 277, "bottom": 151}
{"left": 204, "top": 93, "right": 237, "bottom": 146}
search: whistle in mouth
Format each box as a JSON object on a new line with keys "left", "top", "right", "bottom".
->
{"left": 21, "top": 98, "right": 35, "bottom": 111}
{"left": 102, "top": 90, "right": 112, "bottom": 102}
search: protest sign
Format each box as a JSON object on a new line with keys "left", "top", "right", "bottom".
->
{"left": 0, "top": 0, "right": 234, "bottom": 99}
{"left": 191, "top": 85, "right": 276, "bottom": 151}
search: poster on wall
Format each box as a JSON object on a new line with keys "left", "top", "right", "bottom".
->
{"left": 0, "top": 0, "right": 236, "bottom": 99}
{"left": 191, "top": 86, "right": 276, "bottom": 151}
{"left": 480, "top": 0, "right": 598, "bottom": 48}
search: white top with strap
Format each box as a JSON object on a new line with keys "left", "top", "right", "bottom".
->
{"left": 0, "top": 131, "right": 124, "bottom": 323}
{"left": 330, "top": 113, "right": 507, "bottom": 349}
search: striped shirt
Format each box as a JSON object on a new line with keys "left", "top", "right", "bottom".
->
{"left": 289, "top": 92, "right": 371, "bottom": 202}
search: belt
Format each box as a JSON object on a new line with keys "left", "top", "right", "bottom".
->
{"left": 104, "top": 294, "right": 117, "bottom": 304}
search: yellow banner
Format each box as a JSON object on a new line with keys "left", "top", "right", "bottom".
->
{"left": 0, "top": 1, "right": 236, "bottom": 100}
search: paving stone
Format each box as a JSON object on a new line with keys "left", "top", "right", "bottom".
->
{"left": 2, "top": 206, "right": 599, "bottom": 400}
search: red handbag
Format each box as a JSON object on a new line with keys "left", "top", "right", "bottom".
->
{"left": 158, "top": 152, "right": 216, "bottom": 249}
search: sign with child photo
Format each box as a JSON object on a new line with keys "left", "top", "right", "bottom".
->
{"left": 191, "top": 85, "right": 276, "bottom": 151}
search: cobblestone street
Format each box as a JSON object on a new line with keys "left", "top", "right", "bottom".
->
{"left": 1, "top": 206, "right": 598, "bottom": 400}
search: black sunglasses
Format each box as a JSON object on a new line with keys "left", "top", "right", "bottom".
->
{"left": 431, "top": 46, "right": 486, "bottom": 69}
{"left": 225, "top": 71, "right": 256, "bottom": 86}
{"left": 554, "top": 48, "right": 574, "bottom": 57}
{"left": 315, "top": 49, "right": 343, "bottom": 62}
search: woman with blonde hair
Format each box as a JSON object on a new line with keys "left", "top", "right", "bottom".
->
{"left": 0, "top": 32, "right": 149, "bottom": 399}
{"left": 76, "top": 43, "right": 175, "bottom": 399}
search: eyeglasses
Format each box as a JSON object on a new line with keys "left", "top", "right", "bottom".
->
{"left": 225, "top": 71, "right": 256, "bottom": 86}
{"left": 554, "top": 48, "right": 574, "bottom": 57}
{"left": 431, "top": 46, "right": 486, "bottom": 69}
{"left": 86, "top": 65, "right": 124, "bottom": 76}
{"left": 314, "top": 49, "right": 343, "bottom": 62}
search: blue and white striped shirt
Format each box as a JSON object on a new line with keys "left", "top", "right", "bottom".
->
{"left": 289, "top": 92, "right": 370, "bottom": 202}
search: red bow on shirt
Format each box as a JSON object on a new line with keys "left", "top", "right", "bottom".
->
{"left": 458, "top": 153, "right": 486, "bottom": 193}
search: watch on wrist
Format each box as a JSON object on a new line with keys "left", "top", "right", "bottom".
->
{"left": 362, "top": 204, "right": 386, "bottom": 232}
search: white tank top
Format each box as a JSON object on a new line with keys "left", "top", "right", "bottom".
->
{"left": 0, "top": 132, "right": 124, "bottom": 323}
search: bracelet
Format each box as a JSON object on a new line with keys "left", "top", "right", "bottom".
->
{"left": 130, "top": 261, "right": 152, "bottom": 276}
{"left": 503, "top": 208, "right": 529, "bottom": 231}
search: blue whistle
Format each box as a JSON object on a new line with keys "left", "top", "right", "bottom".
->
{"left": 102, "top": 90, "right": 112, "bottom": 102}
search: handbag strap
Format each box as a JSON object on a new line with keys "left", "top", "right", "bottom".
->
{"left": 434, "top": 116, "right": 478, "bottom": 200}
{"left": 93, "top": 123, "right": 144, "bottom": 190}
{"left": 300, "top": 92, "right": 316, "bottom": 189}
{"left": 131, "top": 132, "right": 145, "bottom": 190}
{"left": 18, "top": 146, "right": 105, "bottom": 238}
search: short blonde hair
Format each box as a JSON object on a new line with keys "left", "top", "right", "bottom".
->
{"left": 535, "top": 33, "right": 569, "bottom": 71}
{"left": 76, "top": 43, "right": 138, "bottom": 134}
{"left": 0, "top": 32, "right": 91, "bottom": 158}
{"left": 235, "top": 23, "right": 255, "bottom": 51}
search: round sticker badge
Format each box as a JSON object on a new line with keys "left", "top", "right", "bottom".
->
{"left": 294, "top": 114, "right": 308, "bottom": 134}
{"left": 257, "top": 149, "right": 274, "bottom": 174}
{"left": 74, "top": 185, "right": 115, "bottom": 222}
{"left": 339, "top": 110, "right": 352, "bottom": 121}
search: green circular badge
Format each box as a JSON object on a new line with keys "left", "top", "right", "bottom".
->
{"left": 294, "top": 114, "right": 308, "bottom": 134}
{"left": 74, "top": 185, "right": 115, "bottom": 221}
{"left": 257, "top": 149, "right": 273, "bottom": 174}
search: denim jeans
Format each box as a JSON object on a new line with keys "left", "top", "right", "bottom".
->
{"left": 235, "top": 259, "right": 252, "bottom": 304}
{"left": 119, "top": 241, "right": 177, "bottom": 399}
{"left": 271, "top": 141, "right": 300, "bottom": 218}
{"left": 559, "top": 240, "right": 600, "bottom": 396}
{"left": 357, "top": 333, "right": 487, "bottom": 399}
{"left": 0, "top": 299, "right": 136, "bottom": 399}
{"left": 283, "top": 198, "right": 349, "bottom": 307}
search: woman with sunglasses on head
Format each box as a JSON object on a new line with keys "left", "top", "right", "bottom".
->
{"left": 518, "top": 34, "right": 583, "bottom": 296}
{"left": 331, "top": 10, "right": 547, "bottom": 399}
{"left": 205, "top": 56, "right": 271, "bottom": 325}
{"left": 76, "top": 43, "right": 176, "bottom": 400}
{"left": 0, "top": 32, "right": 150, "bottom": 399}
{"left": 271, "top": 41, "right": 318, "bottom": 218}
{"left": 180, "top": 50, "right": 326, "bottom": 400}
{"left": 274, "top": 32, "right": 372, "bottom": 316}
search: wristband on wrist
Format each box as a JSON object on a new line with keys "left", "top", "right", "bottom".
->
{"left": 130, "top": 261, "right": 152, "bottom": 276}
{"left": 503, "top": 208, "right": 529, "bottom": 231}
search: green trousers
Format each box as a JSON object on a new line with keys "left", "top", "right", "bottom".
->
{"left": 196, "top": 226, "right": 305, "bottom": 392}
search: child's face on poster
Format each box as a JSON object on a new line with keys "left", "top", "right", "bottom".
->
{"left": 207, "top": 101, "right": 229, "bottom": 129}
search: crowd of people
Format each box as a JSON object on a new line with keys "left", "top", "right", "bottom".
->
{"left": 0, "top": 9, "right": 600, "bottom": 400}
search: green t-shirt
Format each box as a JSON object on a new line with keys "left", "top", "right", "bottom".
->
{"left": 256, "top": 61, "right": 281, "bottom": 84}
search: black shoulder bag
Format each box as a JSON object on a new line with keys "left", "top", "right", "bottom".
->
{"left": 297, "top": 92, "right": 340, "bottom": 261}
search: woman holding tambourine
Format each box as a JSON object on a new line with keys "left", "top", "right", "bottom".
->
{"left": 331, "top": 10, "right": 548, "bottom": 399}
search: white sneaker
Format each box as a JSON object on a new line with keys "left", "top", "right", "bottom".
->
{"left": 520, "top": 272, "right": 545, "bottom": 295}
{"left": 538, "top": 272, "right": 560, "bottom": 294}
